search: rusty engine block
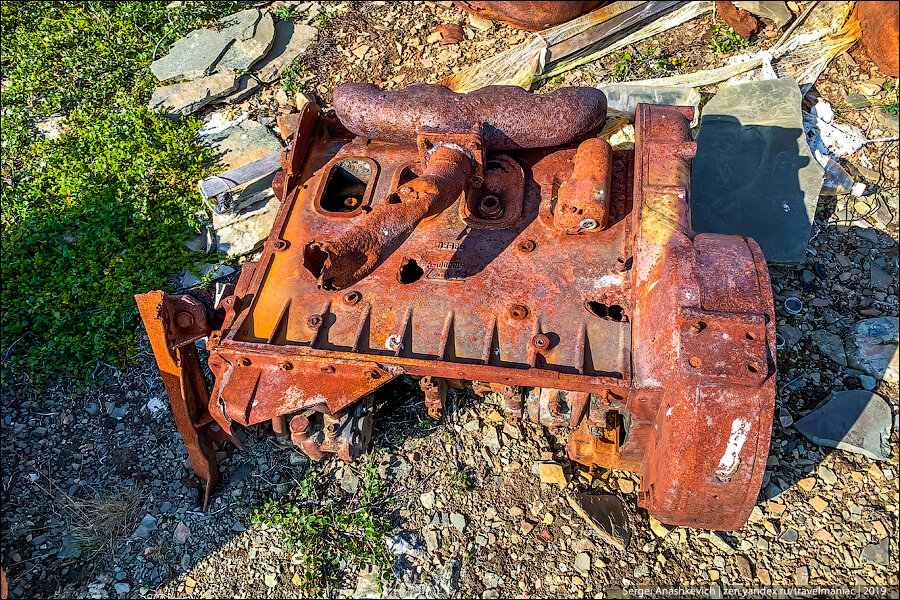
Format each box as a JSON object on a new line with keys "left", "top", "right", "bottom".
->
{"left": 137, "top": 84, "right": 776, "bottom": 531}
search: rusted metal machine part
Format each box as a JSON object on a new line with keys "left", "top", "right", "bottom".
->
{"left": 303, "top": 144, "right": 475, "bottom": 290}
{"left": 138, "top": 84, "right": 776, "bottom": 530}
{"left": 553, "top": 137, "right": 612, "bottom": 232}
{"left": 333, "top": 83, "right": 607, "bottom": 150}
{"left": 454, "top": 1, "right": 606, "bottom": 31}
{"left": 134, "top": 291, "right": 241, "bottom": 510}
{"left": 289, "top": 398, "right": 373, "bottom": 463}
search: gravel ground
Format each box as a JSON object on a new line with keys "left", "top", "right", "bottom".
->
{"left": 2, "top": 1, "right": 898, "bottom": 599}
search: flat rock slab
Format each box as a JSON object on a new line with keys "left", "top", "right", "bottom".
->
{"left": 215, "top": 10, "right": 276, "bottom": 73}
{"left": 254, "top": 20, "right": 318, "bottom": 83}
{"left": 215, "top": 195, "right": 280, "bottom": 257}
{"left": 149, "top": 72, "right": 239, "bottom": 118}
{"left": 150, "top": 9, "right": 274, "bottom": 83}
{"left": 810, "top": 329, "right": 847, "bottom": 366}
{"left": 845, "top": 317, "right": 899, "bottom": 383}
{"left": 691, "top": 77, "right": 824, "bottom": 263}
{"left": 202, "top": 119, "right": 284, "bottom": 172}
{"left": 794, "top": 390, "right": 892, "bottom": 460}
{"left": 150, "top": 28, "right": 234, "bottom": 82}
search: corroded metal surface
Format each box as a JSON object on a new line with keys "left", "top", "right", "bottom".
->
{"left": 454, "top": 0, "right": 606, "bottom": 31}
{"left": 333, "top": 83, "right": 607, "bottom": 150}
{"left": 138, "top": 84, "right": 775, "bottom": 530}
{"left": 856, "top": 0, "right": 899, "bottom": 76}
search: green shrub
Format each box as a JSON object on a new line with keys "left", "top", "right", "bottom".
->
{"left": 1, "top": 2, "right": 240, "bottom": 385}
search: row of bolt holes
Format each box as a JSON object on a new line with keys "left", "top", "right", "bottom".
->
{"left": 688, "top": 321, "right": 760, "bottom": 374}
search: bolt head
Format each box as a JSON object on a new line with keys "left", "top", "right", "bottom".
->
{"left": 531, "top": 334, "right": 549, "bottom": 349}
{"left": 175, "top": 311, "right": 195, "bottom": 328}
{"left": 579, "top": 218, "right": 598, "bottom": 230}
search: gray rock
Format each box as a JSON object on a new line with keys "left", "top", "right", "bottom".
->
{"left": 574, "top": 552, "right": 591, "bottom": 574}
{"left": 817, "top": 465, "right": 838, "bottom": 485}
{"left": 778, "top": 324, "right": 803, "bottom": 350}
{"left": 449, "top": 512, "right": 466, "bottom": 533}
{"left": 870, "top": 264, "right": 892, "bottom": 289}
{"left": 709, "top": 532, "right": 734, "bottom": 553}
{"left": 173, "top": 521, "right": 190, "bottom": 545}
{"left": 202, "top": 119, "right": 284, "bottom": 173}
{"left": 114, "top": 583, "right": 130, "bottom": 595}
{"left": 691, "top": 77, "right": 824, "bottom": 263}
{"left": 231, "top": 521, "right": 246, "bottom": 532}
{"left": 149, "top": 72, "right": 240, "bottom": 118}
{"left": 85, "top": 401, "right": 100, "bottom": 416}
{"left": 845, "top": 317, "right": 899, "bottom": 384}
{"left": 264, "top": 572, "right": 278, "bottom": 588}
{"left": 214, "top": 10, "right": 275, "bottom": 73}
{"left": 482, "top": 572, "right": 501, "bottom": 589}
{"left": 150, "top": 28, "right": 234, "bottom": 82}
{"left": 483, "top": 427, "right": 501, "bottom": 454}
{"left": 633, "top": 563, "right": 650, "bottom": 578}
{"left": 254, "top": 21, "right": 318, "bottom": 83}
{"left": 133, "top": 514, "right": 158, "bottom": 539}
{"left": 860, "top": 538, "right": 889, "bottom": 566}
{"left": 811, "top": 330, "right": 847, "bottom": 366}
{"left": 794, "top": 390, "right": 892, "bottom": 460}
{"left": 778, "top": 528, "right": 799, "bottom": 543}
{"left": 859, "top": 374, "right": 877, "bottom": 390}
{"left": 215, "top": 194, "right": 280, "bottom": 257}
{"left": 423, "top": 529, "right": 441, "bottom": 553}
{"left": 777, "top": 407, "right": 793, "bottom": 428}
{"left": 420, "top": 490, "right": 435, "bottom": 510}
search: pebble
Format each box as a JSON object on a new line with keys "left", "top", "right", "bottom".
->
{"left": 574, "top": 552, "right": 591, "bottom": 574}
{"left": 818, "top": 465, "right": 838, "bottom": 485}
{"left": 450, "top": 512, "right": 467, "bottom": 533}
{"left": 617, "top": 478, "right": 635, "bottom": 494}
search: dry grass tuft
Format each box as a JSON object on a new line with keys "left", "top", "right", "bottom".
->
{"left": 65, "top": 487, "right": 147, "bottom": 557}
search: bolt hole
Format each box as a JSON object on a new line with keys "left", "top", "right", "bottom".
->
{"left": 398, "top": 259, "right": 424, "bottom": 284}
{"left": 693, "top": 321, "right": 707, "bottom": 333}
{"left": 745, "top": 332, "right": 756, "bottom": 340}
{"left": 586, "top": 301, "right": 625, "bottom": 321}
{"left": 747, "top": 364, "right": 758, "bottom": 373}
{"left": 509, "top": 305, "right": 529, "bottom": 319}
